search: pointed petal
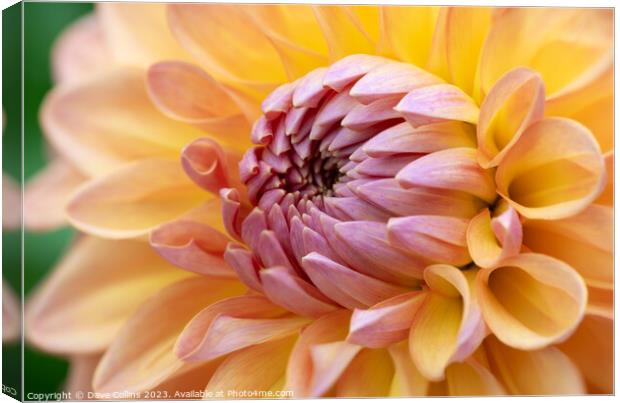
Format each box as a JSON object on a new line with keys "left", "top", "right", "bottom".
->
{"left": 93, "top": 277, "right": 246, "bottom": 393}
{"left": 25, "top": 237, "right": 190, "bottom": 354}
{"left": 335, "top": 348, "right": 394, "bottom": 397}
{"left": 396, "top": 84, "right": 479, "bottom": 126}
{"left": 67, "top": 159, "right": 206, "bottom": 239}
{"left": 496, "top": 117, "right": 605, "bottom": 219}
{"left": 477, "top": 253, "right": 587, "bottom": 350}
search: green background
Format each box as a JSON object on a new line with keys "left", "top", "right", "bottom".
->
{"left": 3, "top": 1, "right": 93, "bottom": 397}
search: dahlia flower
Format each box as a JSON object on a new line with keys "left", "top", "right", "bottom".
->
{"left": 25, "top": 4, "right": 613, "bottom": 397}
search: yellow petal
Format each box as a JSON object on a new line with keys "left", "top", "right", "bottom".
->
{"left": 444, "top": 7, "right": 492, "bottom": 96}
{"left": 51, "top": 14, "right": 110, "bottom": 84}
{"left": 66, "top": 159, "right": 206, "bottom": 239}
{"left": 485, "top": 336, "right": 585, "bottom": 395}
{"left": 97, "top": 3, "right": 191, "bottom": 68}
{"left": 559, "top": 313, "right": 612, "bottom": 393}
{"left": 466, "top": 207, "right": 522, "bottom": 269}
{"left": 495, "top": 117, "right": 605, "bottom": 220}
{"left": 24, "top": 159, "right": 86, "bottom": 231}
{"left": 41, "top": 67, "right": 203, "bottom": 177}
{"left": 523, "top": 204, "right": 612, "bottom": 291}
{"left": 312, "top": 6, "right": 375, "bottom": 61}
{"left": 387, "top": 341, "right": 429, "bottom": 397}
{"left": 477, "top": 68, "right": 545, "bottom": 168}
{"left": 409, "top": 265, "right": 486, "bottom": 381}
{"left": 596, "top": 151, "right": 613, "bottom": 205}
{"left": 206, "top": 335, "right": 297, "bottom": 395}
{"left": 479, "top": 8, "right": 612, "bottom": 103}
{"left": 25, "top": 237, "right": 190, "bottom": 354}
{"left": 335, "top": 348, "right": 394, "bottom": 397}
{"left": 167, "top": 4, "right": 285, "bottom": 98}
{"left": 93, "top": 276, "right": 245, "bottom": 393}
{"left": 146, "top": 61, "right": 252, "bottom": 151}
{"left": 477, "top": 253, "right": 587, "bottom": 350}
{"left": 445, "top": 359, "right": 506, "bottom": 396}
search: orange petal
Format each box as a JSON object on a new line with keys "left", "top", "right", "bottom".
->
{"left": 466, "top": 207, "right": 522, "bottom": 269}
{"left": 479, "top": 8, "right": 612, "bottom": 105}
{"left": 348, "top": 292, "right": 425, "bottom": 348}
{"left": 93, "top": 277, "right": 246, "bottom": 393}
{"left": 146, "top": 62, "right": 252, "bottom": 150}
{"left": 409, "top": 265, "right": 486, "bottom": 381}
{"left": 335, "top": 348, "right": 394, "bottom": 397}
{"left": 52, "top": 14, "right": 110, "bottom": 83}
{"left": 41, "top": 67, "right": 203, "bottom": 177}
{"left": 379, "top": 6, "right": 440, "bottom": 68}
{"left": 97, "top": 3, "right": 191, "bottom": 68}
{"left": 495, "top": 117, "right": 605, "bottom": 219}
{"left": 477, "top": 68, "right": 545, "bottom": 168}
{"left": 2, "top": 280, "right": 19, "bottom": 343}
{"left": 523, "top": 204, "right": 612, "bottom": 291}
{"left": 67, "top": 159, "right": 206, "bottom": 239}
{"left": 24, "top": 159, "right": 86, "bottom": 231}
{"left": 149, "top": 199, "right": 233, "bottom": 277}
{"left": 312, "top": 6, "right": 375, "bottom": 61}
{"left": 477, "top": 253, "right": 587, "bottom": 350}
{"left": 175, "top": 294, "right": 308, "bottom": 362}
{"left": 596, "top": 151, "right": 613, "bottom": 205}
{"left": 445, "top": 359, "right": 506, "bottom": 396}
{"left": 559, "top": 313, "right": 612, "bottom": 393}
{"left": 206, "top": 335, "right": 297, "bottom": 395}
{"left": 485, "top": 336, "right": 585, "bottom": 395}
{"left": 25, "top": 237, "right": 190, "bottom": 354}
{"left": 387, "top": 341, "right": 430, "bottom": 396}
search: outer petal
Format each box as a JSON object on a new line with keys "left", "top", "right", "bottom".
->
{"left": 25, "top": 237, "right": 190, "bottom": 354}
{"left": 409, "top": 266, "right": 486, "bottom": 381}
{"left": 477, "top": 68, "right": 545, "bottom": 168}
{"left": 51, "top": 14, "right": 110, "bottom": 83}
{"left": 388, "top": 341, "right": 430, "bottom": 396}
{"left": 66, "top": 159, "right": 206, "bottom": 239}
{"left": 466, "top": 207, "right": 522, "bottom": 269}
{"left": 65, "top": 355, "right": 100, "bottom": 396}
{"left": 485, "top": 336, "right": 585, "bottom": 395}
{"left": 596, "top": 151, "right": 613, "bottom": 206}
{"left": 24, "top": 159, "right": 86, "bottom": 231}
{"left": 335, "top": 348, "right": 394, "bottom": 397}
{"left": 479, "top": 9, "right": 612, "bottom": 106}
{"left": 477, "top": 253, "right": 587, "bottom": 350}
{"left": 93, "top": 277, "right": 246, "bottom": 393}
{"left": 559, "top": 313, "right": 613, "bottom": 393}
{"left": 98, "top": 3, "right": 191, "bottom": 68}
{"left": 312, "top": 6, "right": 375, "bottom": 61}
{"left": 41, "top": 67, "right": 203, "bottom": 177}
{"left": 445, "top": 359, "right": 506, "bottom": 396}
{"left": 495, "top": 117, "right": 605, "bottom": 220}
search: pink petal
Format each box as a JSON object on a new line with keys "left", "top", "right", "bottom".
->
{"left": 223, "top": 243, "right": 262, "bottom": 292}
{"left": 323, "top": 54, "right": 389, "bottom": 92}
{"left": 396, "top": 84, "right": 479, "bottom": 125}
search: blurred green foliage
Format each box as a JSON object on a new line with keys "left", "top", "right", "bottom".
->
{"left": 3, "top": 1, "right": 94, "bottom": 396}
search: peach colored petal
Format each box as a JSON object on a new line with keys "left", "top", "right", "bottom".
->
{"left": 206, "top": 335, "right": 297, "bottom": 395}
{"left": 24, "top": 159, "right": 86, "bottom": 231}
{"left": 52, "top": 14, "right": 110, "bottom": 84}
{"left": 93, "top": 277, "right": 246, "bottom": 393}
{"left": 97, "top": 3, "right": 191, "bottom": 68}
{"left": 523, "top": 204, "right": 612, "bottom": 291}
{"left": 559, "top": 313, "right": 612, "bottom": 393}
{"left": 444, "top": 7, "right": 492, "bottom": 96}
{"left": 379, "top": 6, "right": 439, "bottom": 68}
{"left": 65, "top": 354, "right": 100, "bottom": 396}
{"left": 146, "top": 62, "right": 252, "bottom": 150}
{"left": 445, "top": 359, "right": 506, "bottom": 396}
{"left": 2, "top": 174, "right": 20, "bottom": 230}
{"left": 67, "top": 159, "right": 206, "bottom": 239}
{"left": 477, "top": 253, "right": 587, "bottom": 350}
{"left": 397, "top": 147, "right": 496, "bottom": 203}
{"left": 149, "top": 199, "right": 234, "bottom": 277}
{"left": 596, "top": 151, "right": 613, "bottom": 205}
{"left": 25, "top": 237, "right": 190, "bottom": 354}
{"left": 348, "top": 292, "right": 425, "bottom": 348}
{"left": 409, "top": 266, "right": 486, "bottom": 381}
{"left": 395, "top": 84, "right": 479, "bottom": 127}
{"left": 335, "top": 348, "right": 394, "bottom": 397}
{"left": 387, "top": 341, "right": 430, "bottom": 396}
{"left": 495, "top": 117, "right": 605, "bottom": 220}
{"left": 477, "top": 68, "right": 545, "bottom": 168}
{"left": 175, "top": 294, "right": 307, "bottom": 362}
{"left": 485, "top": 336, "right": 585, "bottom": 395}
{"left": 466, "top": 207, "right": 522, "bottom": 269}
{"left": 41, "top": 67, "right": 203, "bottom": 177}
{"left": 479, "top": 8, "right": 612, "bottom": 102}
{"left": 586, "top": 286, "right": 613, "bottom": 320}
{"left": 2, "top": 280, "right": 19, "bottom": 343}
